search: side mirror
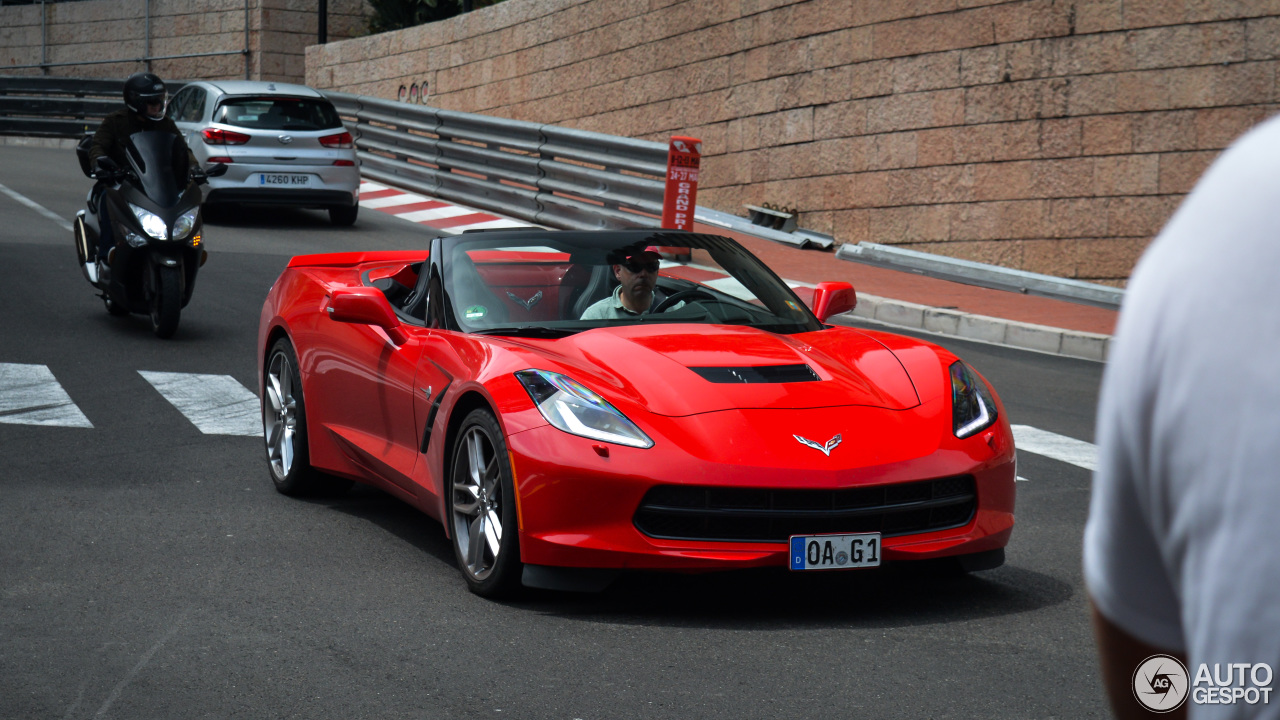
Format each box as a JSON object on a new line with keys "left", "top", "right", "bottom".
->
{"left": 206, "top": 163, "right": 228, "bottom": 178}
{"left": 326, "top": 287, "right": 407, "bottom": 345}
{"left": 810, "top": 281, "right": 856, "bottom": 323}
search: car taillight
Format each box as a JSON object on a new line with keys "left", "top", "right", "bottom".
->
{"left": 333, "top": 159, "right": 355, "bottom": 166}
{"left": 319, "top": 131, "right": 353, "bottom": 149}
{"left": 201, "top": 128, "right": 250, "bottom": 145}
{"left": 207, "top": 156, "right": 233, "bottom": 163}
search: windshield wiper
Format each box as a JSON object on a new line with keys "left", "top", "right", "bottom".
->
{"left": 471, "top": 326, "right": 578, "bottom": 338}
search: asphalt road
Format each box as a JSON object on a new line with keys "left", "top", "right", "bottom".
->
{"left": 0, "top": 145, "right": 1109, "bottom": 719}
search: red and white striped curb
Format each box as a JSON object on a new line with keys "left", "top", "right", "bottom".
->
{"left": 359, "top": 180, "right": 536, "bottom": 234}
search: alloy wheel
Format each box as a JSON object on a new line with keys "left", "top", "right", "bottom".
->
{"left": 452, "top": 426, "right": 504, "bottom": 581}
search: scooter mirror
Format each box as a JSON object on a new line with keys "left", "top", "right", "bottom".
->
{"left": 206, "top": 163, "right": 229, "bottom": 178}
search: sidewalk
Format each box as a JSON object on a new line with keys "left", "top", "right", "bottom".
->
{"left": 693, "top": 220, "right": 1117, "bottom": 363}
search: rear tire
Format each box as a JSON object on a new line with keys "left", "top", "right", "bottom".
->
{"left": 263, "top": 338, "right": 351, "bottom": 496}
{"left": 149, "top": 265, "right": 182, "bottom": 339}
{"left": 329, "top": 204, "right": 358, "bottom": 227}
{"left": 450, "top": 408, "right": 523, "bottom": 598}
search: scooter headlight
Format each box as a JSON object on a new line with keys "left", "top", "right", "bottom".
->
{"left": 173, "top": 208, "right": 198, "bottom": 240}
{"left": 129, "top": 203, "right": 167, "bottom": 240}
{"left": 125, "top": 231, "right": 148, "bottom": 248}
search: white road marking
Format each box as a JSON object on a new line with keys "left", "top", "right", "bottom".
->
{"left": 395, "top": 205, "right": 478, "bottom": 222}
{"left": 139, "top": 371, "right": 261, "bottom": 437}
{"left": 0, "top": 181, "right": 73, "bottom": 232}
{"left": 360, "top": 192, "right": 432, "bottom": 209}
{"left": 0, "top": 363, "right": 92, "bottom": 428}
{"left": 448, "top": 218, "right": 533, "bottom": 232}
{"left": 1012, "top": 424, "right": 1097, "bottom": 471}
{"left": 359, "top": 180, "right": 388, "bottom": 192}
{"left": 703, "top": 276, "right": 757, "bottom": 301}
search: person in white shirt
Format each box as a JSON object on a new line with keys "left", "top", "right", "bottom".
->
{"left": 1085, "top": 115, "right": 1280, "bottom": 719}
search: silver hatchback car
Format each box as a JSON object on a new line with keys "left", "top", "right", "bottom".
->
{"left": 167, "top": 80, "right": 360, "bottom": 226}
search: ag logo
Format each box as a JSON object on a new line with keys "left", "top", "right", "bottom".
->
{"left": 1133, "top": 654, "right": 1189, "bottom": 713}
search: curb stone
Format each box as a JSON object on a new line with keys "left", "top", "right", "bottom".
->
{"left": 830, "top": 293, "right": 1110, "bottom": 362}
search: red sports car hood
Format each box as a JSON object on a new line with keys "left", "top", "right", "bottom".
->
{"left": 532, "top": 324, "right": 921, "bottom": 417}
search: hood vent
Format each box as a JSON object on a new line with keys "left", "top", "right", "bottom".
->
{"left": 689, "top": 364, "right": 820, "bottom": 384}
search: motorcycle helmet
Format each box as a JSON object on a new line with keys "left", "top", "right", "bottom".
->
{"left": 123, "top": 72, "right": 168, "bottom": 121}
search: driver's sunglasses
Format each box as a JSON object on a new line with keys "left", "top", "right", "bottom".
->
{"left": 624, "top": 260, "right": 661, "bottom": 274}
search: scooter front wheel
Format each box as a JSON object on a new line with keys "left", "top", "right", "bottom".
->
{"left": 149, "top": 264, "right": 182, "bottom": 338}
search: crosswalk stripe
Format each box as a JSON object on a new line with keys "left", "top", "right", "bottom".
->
{"left": 1012, "top": 424, "right": 1097, "bottom": 471}
{"left": 139, "top": 371, "right": 261, "bottom": 437}
{"left": 0, "top": 363, "right": 92, "bottom": 428}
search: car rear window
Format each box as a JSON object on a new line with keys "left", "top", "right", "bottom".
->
{"left": 213, "top": 97, "right": 342, "bottom": 131}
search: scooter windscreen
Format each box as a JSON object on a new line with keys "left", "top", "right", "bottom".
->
{"left": 123, "top": 131, "right": 191, "bottom": 209}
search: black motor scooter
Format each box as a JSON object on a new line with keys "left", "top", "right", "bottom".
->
{"left": 73, "top": 131, "right": 226, "bottom": 338}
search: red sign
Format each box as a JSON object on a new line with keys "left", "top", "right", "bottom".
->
{"left": 661, "top": 136, "right": 701, "bottom": 232}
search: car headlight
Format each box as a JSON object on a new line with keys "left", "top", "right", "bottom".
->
{"left": 129, "top": 203, "right": 167, "bottom": 240}
{"left": 950, "top": 361, "right": 998, "bottom": 438}
{"left": 172, "top": 208, "right": 198, "bottom": 240}
{"left": 515, "top": 369, "right": 654, "bottom": 448}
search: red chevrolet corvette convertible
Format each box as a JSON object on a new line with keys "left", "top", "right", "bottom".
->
{"left": 257, "top": 229, "right": 1015, "bottom": 597}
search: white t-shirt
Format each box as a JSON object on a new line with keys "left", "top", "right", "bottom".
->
{"left": 1084, "top": 115, "right": 1280, "bottom": 716}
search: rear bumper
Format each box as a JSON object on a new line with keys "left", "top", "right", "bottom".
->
{"left": 205, "top": 188, "right": 355, "bottom": 207}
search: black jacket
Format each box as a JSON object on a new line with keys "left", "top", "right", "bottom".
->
{"left": 90, "top": 108, "right": 198, "bottom": 169}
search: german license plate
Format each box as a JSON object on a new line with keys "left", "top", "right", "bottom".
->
{"left": 789, "top": 533, "right": 881, "bottom": 570}
{"left": 256, "top": 173, "right": 313, "bottom": 187}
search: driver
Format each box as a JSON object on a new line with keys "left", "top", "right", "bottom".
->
{"left": 88, "top": 72, "right": 198, "bottom": 269}
{"left": 580, "top": 249, "right": 684, "bottom": 320}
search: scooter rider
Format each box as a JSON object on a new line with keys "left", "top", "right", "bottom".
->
{"left": 88, "top": 72, "right": 198, "bottom": 270}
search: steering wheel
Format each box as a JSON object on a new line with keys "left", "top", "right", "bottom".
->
{"left": 652, "top": 288, "right": 717, "bottom": 313}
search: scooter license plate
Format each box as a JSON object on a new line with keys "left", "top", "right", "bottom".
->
{"left": 789, "top": 533, "right": 881, "bottom": 570}
{"left": 255, "top": 173, "right": 314, "bottom": 187}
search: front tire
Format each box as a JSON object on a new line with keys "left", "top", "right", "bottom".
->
{"left": 149, "top": 265, "right": 182, "bottom": 338}
{"left": 262, "top": 338, "right": 351, "bottom": 496}
{"left": 450, "top": 409, "right": 522, "bottom": 598}
{"left": 329, "top": 204, "right": 358, "bottom": 227}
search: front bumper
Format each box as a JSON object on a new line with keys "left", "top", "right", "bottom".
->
{"left": 506, "top": 406, "right": 1016, "bottom": 572}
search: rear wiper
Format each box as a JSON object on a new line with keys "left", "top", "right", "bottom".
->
{"left": 471, "top": 326, "right": 578, "bottom": 338}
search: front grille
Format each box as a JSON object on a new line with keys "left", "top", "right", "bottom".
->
{"left": 688, "top": 364, "right": 819, "bottom": 383}
{"left": 633, "top": 476, "right": 976, "bottom": 543}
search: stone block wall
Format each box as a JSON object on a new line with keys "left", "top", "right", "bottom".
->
{"left": 1, "top": 0, "right": 370, "bottom": 84}
{"left": 307, "top": 0, "right": 1280, "bottom": 283}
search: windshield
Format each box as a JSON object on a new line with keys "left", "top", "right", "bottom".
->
{"left": 124, "top": 130, "right": 188, "bottom": 208}
{"left": 213, "top": 97, "right": 342, "bottom": 131}
{"left": 443, "top": 231, "right": 823, "bottom": 336}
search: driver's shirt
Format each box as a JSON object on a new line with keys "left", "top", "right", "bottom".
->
{"left": 580, "top": 286, "right": 684, "bottom": 320}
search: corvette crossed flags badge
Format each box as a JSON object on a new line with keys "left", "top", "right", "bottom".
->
{"left": 794, "top": 433, "right": 842, "bottom": 456}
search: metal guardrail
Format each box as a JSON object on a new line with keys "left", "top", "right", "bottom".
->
{"left": 329, "top": 91, "right": 840, "bottom": 248}
{"left": 0, "top": 75, "right": 186, "bottom": 137}
{"left": 836, "top": 242, "right": 1124, "bottom": 310}
{"left": 328, "top": 91, "right": 671, "bottom": 232}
